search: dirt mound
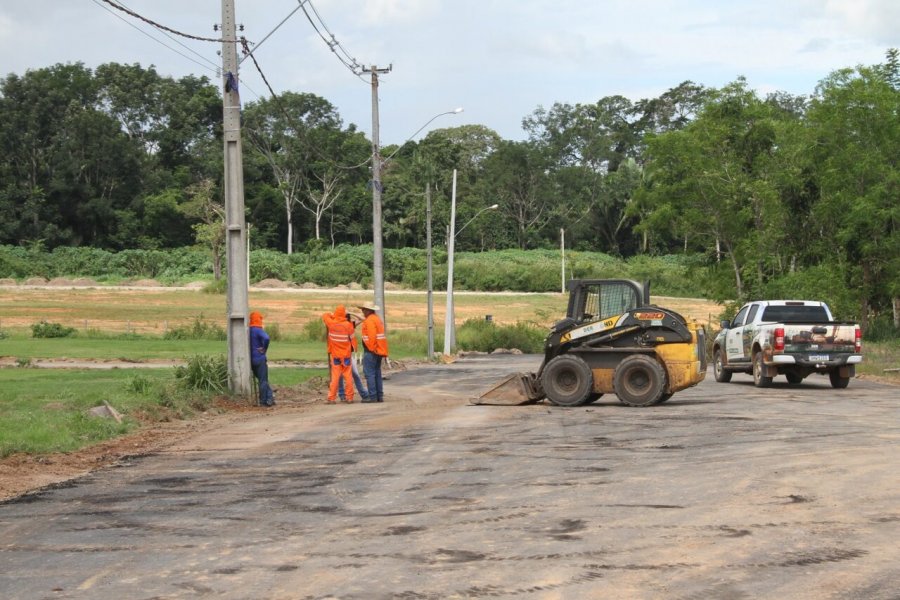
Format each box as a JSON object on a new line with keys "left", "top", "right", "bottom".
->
{"left": 253, "top": 278, "right": 290, "bottom": 289}
{"left": 24, "top": 277, "right": 48, "bottom": 286}
{"left": 0, "top": 278, "right": 16, "bottom": 286}
{"left": 127, "top": 279, "right": 161, "bottom": 287}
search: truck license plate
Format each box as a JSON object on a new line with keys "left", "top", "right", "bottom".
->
{"left": 809, "top": 354, "right": 830, "bottom": 361}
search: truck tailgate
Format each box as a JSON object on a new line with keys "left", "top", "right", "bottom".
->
{"left": 783, "top": 323, "right": 857, "bottom": 357}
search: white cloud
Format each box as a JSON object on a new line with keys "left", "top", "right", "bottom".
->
{"left": 824, "top": 0, "right": 900, "bottom": 45}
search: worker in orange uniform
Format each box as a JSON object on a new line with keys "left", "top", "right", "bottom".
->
{"left": 322, "top": 305, "right": 355, "bottom": 404}
{"left": 358, "top": 301, "right": 388, "bottom": 403}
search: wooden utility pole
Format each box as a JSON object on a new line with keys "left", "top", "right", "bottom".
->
{"left": 362, "top": 64, "right": 392, "bottom": 325}
{"left": 221, "top": 0, "right": 251, "bottom": 397}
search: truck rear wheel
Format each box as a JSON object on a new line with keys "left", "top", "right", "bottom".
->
{"left": 613, "top": 355, "right": 667, "bottom": 407}
{"left": 713, "top": 348, "right": 732, "bottom": 383}
{"left": 785, "top": 372, "right": 803, "bottom": 385}
{"left": 753, "top": 352, "right": 773, "bottom": 388}
{"left": 829, "top": 370, "right": 850, "bottom": 389}
{"left": 542, "top": 355, "right": 593, "bottom": 407}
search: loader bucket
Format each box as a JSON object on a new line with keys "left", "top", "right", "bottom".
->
{"left": 470, "top": 372, "right": 544, "bottom": 405}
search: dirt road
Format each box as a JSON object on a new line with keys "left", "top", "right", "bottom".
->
{"left": 1, "top": 355, "right": 897, "bottom": 599}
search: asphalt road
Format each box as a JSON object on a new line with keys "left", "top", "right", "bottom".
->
{"left": 1, "top": 354, "right": 898, "bottom": 599}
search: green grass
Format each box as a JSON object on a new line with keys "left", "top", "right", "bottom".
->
{"left": 0, "top": 369, "right": 166, "bottom": 457}
{"left": 857, "top": 340, "right": 900, "bottom": 383}
{"left": 0, "top": 366, "right": 329, "bottom": 458}
{"left": 0, "top": 331, "right": 434, "bottom": 362}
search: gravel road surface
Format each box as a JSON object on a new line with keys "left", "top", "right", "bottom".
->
{"left": 1, "top": 354, "right": 897, "bottom": 599}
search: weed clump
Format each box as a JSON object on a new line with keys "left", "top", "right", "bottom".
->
{"left": 164, "top": 315, "right": 226, "bottom": 341}
{"left": 31, "top": 320, "right": 76, "bottom": 338}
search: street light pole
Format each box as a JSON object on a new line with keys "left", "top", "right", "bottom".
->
{"left": 443, "top": 187, "right": 499, "bottom": 355}
{"left": 443, "top": 169, "right": 458, "bottom": 355}
{"left": 426, "top": 181, "right": 434, "bottom": 360}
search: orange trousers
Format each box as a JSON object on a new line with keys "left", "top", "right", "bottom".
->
{"left": 328, "top": 357, "right": 354, "bottom": 402}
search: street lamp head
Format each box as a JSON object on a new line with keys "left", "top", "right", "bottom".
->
{"left": 489, "top": 204, "right": 498, "bottom": 209}
{"left": 452, "top": 107, "right": 464, "bottom": 114}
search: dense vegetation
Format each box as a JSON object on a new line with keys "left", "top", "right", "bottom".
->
{"left": 0, "top": 50, "right": 897, "bottom": 333}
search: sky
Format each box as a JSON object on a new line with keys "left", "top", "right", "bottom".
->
{"left": 1, "top": 0, "right": 898, "bottom": 145}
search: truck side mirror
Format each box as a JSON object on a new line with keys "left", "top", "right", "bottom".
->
{"left": 720, "top": 320, "right": 731, "bottom": 330}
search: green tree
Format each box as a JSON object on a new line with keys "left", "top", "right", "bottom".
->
{"left": 806, "top": 59, "right": 900, "bottom": 330}
{"left": 637, "top": 79, "right": 801, "bottom": 299}
{"left": 243, "top": 93, "right": 367, "bottom": 252}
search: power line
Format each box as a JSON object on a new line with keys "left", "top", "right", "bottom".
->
{"left": 89, "top": 0, "right": 220, "bottom": 75}
{"left": 116, "top": 0, "right": 220, "bottom": 72}
{"left": 298, "top": 0, "right": 368, "bottom": 84}
{"left": 238, "top": 37, "right": 368, "bottom": 172}
{"left": 89, "top": 0, "right": 262, "bottom": 99}
{"left": 96, "top": 0, "right": 243, "bottom": 43}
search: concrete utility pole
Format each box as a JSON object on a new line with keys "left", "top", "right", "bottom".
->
{"left": 363, "top": 64, "right": 392, "bottom": 325}
{"left": 426, "top": 182, "right": 434, "bottom": 360}
{"left": 443, "top": 169, "right": 458, "bottom": 355}
{"left": 221, "top": 0, "right": 251, "bottom": 397}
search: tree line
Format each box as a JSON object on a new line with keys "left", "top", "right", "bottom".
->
{"left": 0, "top": 51, "right": 897, "bottom": 329}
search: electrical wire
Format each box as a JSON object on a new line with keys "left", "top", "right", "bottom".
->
{"left": 116, "top": 0, "right": 220, "bottom": 72}
{"left": 89, "top": 0, "right": 263, "bottom": 99}
{"left": 90, "top": 0, "right": 220, "bottom": 76}
{"left": 239, "top": 37, "right": 369, "bottom": 172}
{"left": 96, "top": 0, "right": 243, "bottom": 43}
{"left": 298, "top": 0, "right": 368, "bottom": 84}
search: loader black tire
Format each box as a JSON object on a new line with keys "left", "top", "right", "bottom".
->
{"left": 542, "top": 355, "right": 593, "bottom": 407}
{"left": 584, "top": 393, "right": 604, "bottom": 405}
{"left": 613, "top": 355, "right": 667, "bottom": 407}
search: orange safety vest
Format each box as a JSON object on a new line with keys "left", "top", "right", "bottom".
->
{"left": 322, "top": 307, "right": 354, "bottom": 359}
{"left": 361, "top": 313, "right": 389, "bottom": 356}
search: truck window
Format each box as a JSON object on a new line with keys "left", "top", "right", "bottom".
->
{"left": 760, "top": 305, "right": 830, "bottom": 323}
{"left": 732, "top": 306, "right": 749, "bottom": 328}
{"left": 746, "top": 304, "right": 759, "bottom": 323}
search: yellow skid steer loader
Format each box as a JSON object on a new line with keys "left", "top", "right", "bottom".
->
{"left": 473, "top": 279, "right": 707, "bottom": 407}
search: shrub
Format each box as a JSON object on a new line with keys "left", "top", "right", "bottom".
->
{"left": 164, "top": 315, "right": 226, "bottom": 341}
{"left": 250, "top": 249, "right": 291, "bottom": 281}
{"left": 174, "top": 354, "right": 229, "bottom": 393}
{"left": 31, "top": 320, "right": 76, "bottom": 338}
{"left": 455, "top": 318, "right": 546, "bottom": 353}
{"left": 302, "top": 318, "right": 326, "bottom": 342}
{"left": 863, "top": 315, "right": 900, "bottom": 342}
{"left": 128, "top": 375, "right": 154, "bottom": 394}
{"left": 265, "top": 322, "right": 283, "bottom": 342}
{"left": 202, "top": 278, "right": 227, "bottom": 294}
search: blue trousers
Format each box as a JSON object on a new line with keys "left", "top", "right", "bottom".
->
{"left": 362, "top": 351, "right": 384, "bottom": 401}
{"left": 339, "top": 358, "right": 368, "bottom": 400}
{"left": 252, "top": 361, "right": 274, "bottom": 406}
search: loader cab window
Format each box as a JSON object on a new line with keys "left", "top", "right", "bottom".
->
{"left": 580, "top": 282, "right": 641, "bottom": 322}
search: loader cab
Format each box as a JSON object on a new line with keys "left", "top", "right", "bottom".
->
{"left": 566, "top": 279, "right": 647, "bottom": 323}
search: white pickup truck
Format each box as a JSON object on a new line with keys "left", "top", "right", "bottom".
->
{"left": 712, "top": 300, "right": 862, "bottom": 388}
